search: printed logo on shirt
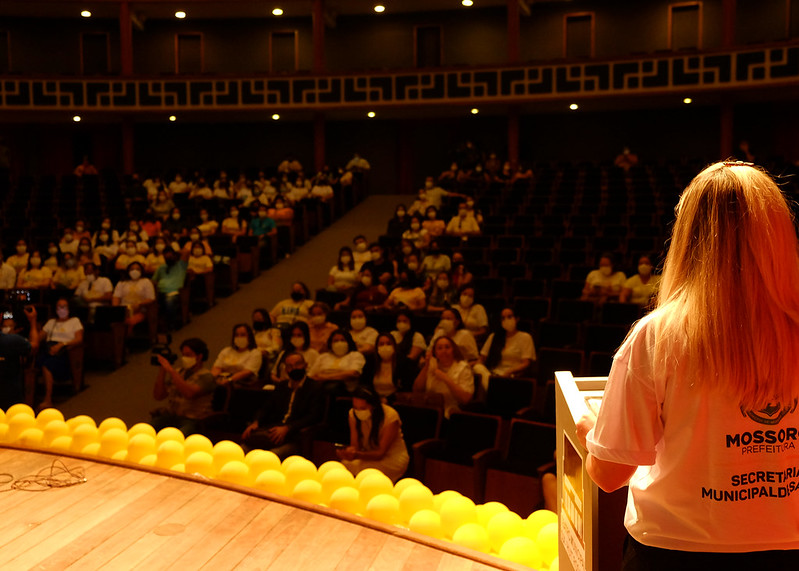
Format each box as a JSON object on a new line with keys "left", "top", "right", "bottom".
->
{"left": 724, "top": 400, "right": 799, "bottom": 454}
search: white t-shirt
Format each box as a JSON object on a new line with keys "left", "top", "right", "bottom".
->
{"left": 75, "top": 276, "right": 114, "bottom": 307}
{"left": 453, "top": 304, "right": 488, "bottom": 334}
{"left": 424, "top": 359, "right": 474, "bottom": 418}
{"left": 623, "top": 274, "right": 662, "bottom": 306}
{"left": 271, "top": 298, "right": 313, "bottom": 325}
{"left": 113, "top": 278, "right": 155, "bottom": 307}
{"left": 43, "top": 317, "right": 83, "bottom": 343}
{"left": 588, "top": 312, "right": 799, "bottom": 552}
{"left": 391, "top": 330, "right": 427, "bottom": 353}
{"left": 329, "top": 266, "right": 360, "bottom": 290}
{"left": 480, "top": 331, "right": 536, "bottom": 376}
{"left": 0, "top": 262, "right": 17, "bottom": 289}
{"left": 213, "top": 347, "right": 262, "bottom": 377}
{"left": 585, "top": 269, "right": 627, "bottom": 294}
{"left": 308, "top": 351, "right": 366, "bottom": 392}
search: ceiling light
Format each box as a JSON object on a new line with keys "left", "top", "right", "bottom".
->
{"left": 470, "top": 108, "right": 479, "bottom": 115}
{"left": 169, "top": 115, "right": 177, "bottom": 122}
{"left": 462, "top": 0, "right": 474, "bottom": 6}
{"left": 367, "top": 111, "right": 376, "bottom": 118}
{"left": 272, "top": 8, "right": 284, "bottom": 16}
{"left": 80, "top": 10, "right": 92, "bottom": 18}
{"left": 272, "top": 113, "right": 280, "bottom": 120}
{"left": 374, "top": 5, "right": 386, "bottom": 13}
{"left": 569, "top": 103, "right": 579, "bottom": 110}
{"left": 683, "top": 97, "right": 692, "bottom": 104}
{"left": 175, "top": 11, "right": 187, "bottom": 19}
{"left": 73, "top": 115, "right": 82, "bottom": 122}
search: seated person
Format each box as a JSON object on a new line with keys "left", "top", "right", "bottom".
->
{"left": 445, "top": 202, "right": 481, "bottom": 237}
{"left": 582, "top": 252, "right": 627, "bottom": 303}
{"left": 327, "top": 247, "right": 359, "bottom": 293}
{"left": 426, "top": 271, "right": 458, "bottom": 313}
{"left": 422, "top": 206, "right": 446, "bottom": 239}
{"left": 112, "top": 262, "right": 156, "bottom": 334}
{"left": 58, "top": 228, "right": 79, "bottom": 256}
{"left": 334, "top": 268, "right": 388, "bottom": 312}
{"left": 449, "top": 251, "right": 474, "bottom": 290}
{"left": 620, "top": 254, "right": 661, "bottom": 306}
{"left": 211, "top": 323, "right": 263, "bottom": 388}
{"left": 197, "top": 209, "right": 219, "bottom": 236}
{"left": 16, "top": 252, "right": 52, "bottom": 289}
{"left": 73, "top": 220, "right": 91, "bottom": 242}
{"left": 189, "top": 178, "right": 214, "bottom": 201}
{"left": 43, "top": 243, "right": 60, "bottom": 270}
{"left": 74, "top": 262, "right": 114, "bottom": 310}
{"left": 475, "top": 307, "right": 536, "bottom": 392}
{"left": 163, "top": 207, "right": 188, "bottom": 238}
{"left": 252, "top": 308, "right": 283, "bottom": 376}
{"left": 420, "top": 240, "right": 451, "bottom": 281}
{"left": 337, "top": 386, "right": 410, "bottom": 483}
{"left": 151, "top": 247, "right": 189, "bottom": 331}
{"left": 429, "top": 308, "right": 480, "bottom": 363}
{"left": 7, "top": 240, "right": 30, "bottom": 274}
{"left": 183, "top": 227, "right": 214, "bottom": 257}
{"left": 249, "top": 205, "right": 277, "bottom": 242}
{"left": 383, "top": 270, "right": 426, "bottom": 312}
{"left": 76, "top": 237, "right": 95, "bottom": 267}
{"left": 93, "top": 230, "right": 119, "bottom": 263}
{"left": 348, "top": 308, "right": 378, "bottom": 354}
{"left": 361, "top": 333, "right": 418, "bottom": 401}
{"left": 308, "top": 302, "right": 338, "bottom": 353}
{"left": 267, "top": 197, "right": 294, "bottom": 224}
{"left": 307, "top": 329, "right": 365, "bottom": 393}
{"left": 352, "top": 235, "right": 371, "bottom": 271}
{"left": 144, "top": 237, "right": 168, "bottom": 274}
{"left": 187, "top": 242, "right": 214, "bottom": 274}
{"left": 413, "top": 336, "right": 474, "bottom": 419}
{"left": 0, "top": 251, "right": 16, "bottom": 289}
{"left": 0, "top": 306, "right": 39, "bottom": 410}
{"left": 408, "top": 188, "right": 432, "bottom": 216}
{"left": 361, "top": 243, "right": 397, "bottom": 289}
{"left": 386, "top": 204, "right": 410, "bottom": 238}
{"left": 115, "top": 240, "right": 146, "bottom": 272}
{"left": 452, "top": 284, "right": 488, "bottom": 339}
{"left": 272, "top": 321, "right": 319, "bottom": 383}
{"left": 402, "top": 215, "right": 429, "bottom": 251}
{"left": 151, "top": 337, "right": 215, "bottom": 435}
{"left": 221, "top": 206, "right": 247, "bottom": 242}
{"left": 151, "top": 190, "right": 175, "bottom": 220}
{"left": 391, "top": 309, "right": 427, "bottom": 363}
{"left": 37, "top": 298, "right": 83, "bottom": 409}
{"left": 270, "top": 282, "right": 313, "bottom": 327}
{"left": 242, "top": 352, "right": 325, "bottom": 458}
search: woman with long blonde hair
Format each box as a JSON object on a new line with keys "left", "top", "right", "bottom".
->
{"left": 578, "top": 162, "right": 799, "bottom": 568}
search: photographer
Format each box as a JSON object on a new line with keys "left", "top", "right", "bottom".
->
{"left": 152, "top": 337, "right": 215, "bottom": 435}
{"left": 0, "top": 306, "right": 39, "bottom": 409}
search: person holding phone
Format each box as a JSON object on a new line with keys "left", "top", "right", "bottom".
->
{"left": 0, "top": 305, "right": 39, "bottom": 409}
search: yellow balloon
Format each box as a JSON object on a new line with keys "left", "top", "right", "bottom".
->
{"left": 366, "top": 493, "right": 401, "bottom": 526}
{"left": 399, "top": 484, "right": 435, "bottom": 524}
{"left": 18, "top": 427, "right": 44, "bottom": 447}
{"left": 0, "top": 424, "right": 7, "bottom": 443}
{"left": 550, "top": 556, "right": 560, "bottom": 571}
{"left": 70, "top": 423, "right": 99, "bottom": 452}
{"left": 184, "top": 433, "right": 214, "bottom": 457}
{"left": 439, "top": 495, "right": 478, "bottom": 539}
{"left": 253, "top": 469, "right": 288, "bottom": 496}
{"left": 128, "top": 422, "right": 157, "bottom": 439}
{"left": 127, "top": 433, "right": 158, "bottom": 463}
{"left": 408, "top": 509, "right": 444, "bottom": 539}
{"left": 452, "top": 522, "right": 490, "bottom": 553}
{"left": 321, "top": 468, "right": 356, "bottom": 502}
{"left": 49, "top": 435, "right": 72, "bottom": 451}
{"left": 284, "top": 458, "right": 318, "bottom": 491}
{"left": 156, "top": 440, "right": 185, "bottom": 469}
{"left": 354, "top": 467, "right": 384, "bottom": 487}
{"left": 476, "top": 501, "right": 509, "bottom": 528}
{"left": 212, "top": 440, "right": 245, "bottom": 471}
{"left": 328, "top": 486, "right": 362, "bottom": 515}
{"left": 170, "top": 463, "right": 185, "bottom": 473}
{"left": 359, "top": 472, "right": 394, "bottom": 507}
{"left": 216, "top": 460, "right": 252, "bottom": 486}
{"left": 7, "top": 414, "right": 36, "bottom": 441}
{"left": 66, "top": 415, "right": 96, "bottom": 432}
{"left": 99, "top": 428, "right": 129, "bottom": 458}
{"left": 81, "top": 442, "right": 101, "bottom": 456}
{"left": 138, "top": 454, "right": 157, "bottom": 467}
{"left": 42, "top": 420, "right": 70, "bottom": 446}
{"left": 536, "top": 522, "right": 560, "bottom": 566}
{"left": 111, "top": 449, "right": 128, "bottom": 461}
{"left": 6, "top": 403, "right": 34, "bottom": 420}
{"left": 393, "top": 477, "right": 423, "bottom": 497}
{"left": 245, "top": 449, "right": 281, "bottom": 477}
{"left": 525, "top": 509, "right": 559, "bottom": 540}
{"left": 36, "top": 408, "right": 65, "bottom": 429}
{"left": 499, "top": 536, "right": 543, "bottom": 568}
{"left": 0, "top": 408, "right": 5, "bottom": 423}
{"left": 98, "top": 417, "right": 127, "bottom": 435}
{"left": 185, "top": 451, "right": 217, "bottom": 478}
{"left": 433, "top": 490, "right": 463, "bottom": 512}
{"left": 281, "top": 454, "right": 307, "bottom": 471}
{"left": 156, "top": 426, "right": 185, "bottom": 446}
{"left": 317, "top": 460, "right": 347, "bottom": 479}
{"left": 292, "top": 479, "right": 324, "bottom": 504}
{"left": 487, "top": 511, "right": 525, "bottom": 553}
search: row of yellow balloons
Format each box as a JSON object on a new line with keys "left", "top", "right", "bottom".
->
{"left": 0, "top": 405, "right": 559, "bottom": 570}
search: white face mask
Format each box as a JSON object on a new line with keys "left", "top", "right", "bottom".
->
{"left": 190, "top": 234, "right": 201, "bottom": 241}
{"left": 396, "top": 321, "right": 410, "bottom": 333}
{"left": 340, "top": 255, "right": 352, "bottom": 264}
{"left": 332, "top": 340, "right": 349, "bottom": 357}
{"left": 291, "top": 336, "right": 305, "bottom": 349}
{"left": 234, "top": 336, "right": 249, "bottom": 349}
{"left": 56, "top": 307, "right": 69, "bottom": 319}
{"left": 361, "top": 276, "right": 372, "bottom": 287}
{"left": 459, "top": 295, "right": 473, "bottom": 308}
{"left": 377, "top": 345, "right": 395, "bottom": 360}
{"left": 410, "top": 223, "right": 420, "bottom": 231}
{"left": 439, "top": 319, "right": 455, "bottom": 333}
{"left": 436, "top": 280, "right": 449, "bottom": 290}
{"left": 501, "top": 318, "right": 517, "bottom": 332}
{"left": 370, "top": 251, "right": 381, "bottom": 261}
{"left": 407, "top": 262, "right": 418, "bottom": 271}
{"left": 128, "top": 269, "right": 141, "bottom": 280}
{"left": 638, "top": 264, "right": 653, "bottom": 276}
{"left": 355, "top": 242, "right": 367, "bottom": 253}
{"left": 600, "top": 265, "right": 612, "bottom": 277}
{"left": 182, "top": 356, "right": 197, "bottom": 369}
{"left": 354, "top": 408, "right": 372, "bottom": 421}
{"left": 155, "top": 244, "right": 166, "bottom": 252}
{"left": 350, "top": 317, "right": 366, "bottom": 331}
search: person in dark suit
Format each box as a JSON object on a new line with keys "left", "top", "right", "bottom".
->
{"left": 241, "top": 351, "right": 324, "bottom": 458}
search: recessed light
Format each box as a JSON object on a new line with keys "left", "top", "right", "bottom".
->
{"left": 175, "top": 11, "right": 187, "bottom": 19}
{"left": 683, "top": 97, "right": 692, "bottom": 104}
{"left": 80, "top": 10, "right": 92, "bottom": 18}
{"left": 73, "top": 115, "right": 82, "bottom": 122}
{"left": 470, "top": 108, "right": 479, "bottom": 115}
{"left": 367, "top": 111, "right": 376, "bottom": 118}
{"left": 462, "top": 0, "right": 474, "bottom": 6}
{"left": 169, "top": 115, "right": 177, "bottom": 122}
{"left": 272, "top": 8, "right": 284, "bottom": 16}
{"left": 374, "top": 5, "right": 386, "bottom": 13}
{"left": 569, "top": 103, "right": 579, "bottom": 110}
{"left": 272, "top": 113, "right": 280, "bottom": 120}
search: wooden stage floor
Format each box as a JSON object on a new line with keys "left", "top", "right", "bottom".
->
{"left": 0, "top": 447, "right": 526, "bottom": 570}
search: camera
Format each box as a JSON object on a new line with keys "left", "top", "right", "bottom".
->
{"left": 151, "top": 333, "right": 178, "bottom": 366}
{"left": 7, "top": 289, "right": 32, "bottom": 319}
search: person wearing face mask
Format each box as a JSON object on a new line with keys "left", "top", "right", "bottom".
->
{"left": 212, "top": 324, "right": 262, "bottom": 388}
{"left": 429, "top": 308, "right": 480, "bottom": 363}
{"left": 58, "top": 228, "right": 79, "bottom": 256}
{"left": 445, "top": 202, "right": 481, "bottom": 237}
{"left": 151, "top": 337, "right": 216, "bottom": 435}
{"left": 475, "top": 307, "right": 536, "bottom": 392}
{"left": 337, "top": 386, "right": 409, "bottom": 482}
{"left": 74, "top": 263, "right": 113, "bottom": 311}
{"left": 75, "top": 238, "right": 94, "bottom": 267}
{"left": 361, "top": 333, "right": 418, "bottom": 401}
{"left": 151, "top": 190, "right": 175, "bottom": 220}
{"left": 43, "top": 242, "right": 61, "bottom": 270}
{"left": 420, "top": 241, "right": 451, "bottom": 281}
{"left": 360, "top": 243, "right": 397, "bottom": 289}
{"left": 272, "top": 321, "right": 319, "bottom": 383}
{"left": 306, "top": 302, "right": 338, "bottom": 353}
{"left": 426, "top": 271, "right": 458, "bottom": 314}
{"left": 92, "top": 218, "right": 120, "bottom": 246}
{"left": 196, "top": 209, "right": 219, "bottom": 236}
{"left": 419, "top": 176, "right": 465, "bottom": 210}
{"left": 270, "top": 282, "right": 313, "bottom": 327}
{"left": 620, "top": 254, "right": 662, "bottom": 306}
{"left": 307, "top": 329, "right": 365, "bottom": 394}
{"left": 348, "top": 308, "right": 378, "bottom": 354}
{"left": 112, "top": 262, "right": 156, "bottom": 334}
{"left": 449, "top": 252, "right": 473, "bottom": 290}
{"left": 37, "top": 298, "right": 83, "bottom": 410}
{"left": 384, "top": 270, "right": 427, "bottom": 312}
{"left": 93, "top": 229, "right": 119, "bottom": 262}
{"left": 249, "top": 206, "right": 277, "bottom": 242}
{"left": 386, "top": 204, "right": 411, "bottom": 238}
{"left": 189, "top": 178, "right": 214, "bottom": 201}
{"left": 334, "top": 268, "right": 389, "bottom": 312}
{"left": 16, "top": 251, "right": 53, "bottom": 289}
{"left": 51, "top": 252, "right": 85, "bottom": 291}
{"left": 351, "top": 235, "right": 372, "bottom": 271}
{"left": 396, "top": 239, "right": 418, "bottom": 267}
{"left": 115, "top": 240, "right": 146, "bottom": 272}
{"left": 414, "top": 336, "right": 474, "bottom": 419}
{"left": 163, "top": 207, "right": 187, "bottom": 238}
{"left": 8, "top": 240, "right": 30, "bottom": 274}
{"left": 327, "top": 246, "right": 359, "bottom": 293}
{"left": 0, "top": 306, "right": 40, "bottom": 409}
{"left": 267, "top": 197, "right": 294, "bottom": 225}
{"left": 187, "top": 241, "right": 214, "bottom": 275}
{"left": 182, "top": 226, "right": 214, "bottom": 257}
{"left": 72, "top": 220, "right": 90, "bottom": 242}
{"left": 582, "top": 252, "right": 628, "bottom": 304}
{"left": 422, "top": 206, "right": 446, "bottom": 238}
{"left": 145, "top": 239, "right": 168, "bottom": 274}
{"left": 221, "top": 206, "right": 248, "bottom": 242}
{"left": 391, "top": 309, "right": 427, "bottom": 362}
{"left": 243, "top": 352, "right": 324, "bottom": 458}
{"left": 251, "top": 308, "right": 283, "bottom": 376}
{"left": 452, "top": 285, "right": 488, "bottom": 340}
{"left": 0, "top": 251, "right": 16, "bottom": 289}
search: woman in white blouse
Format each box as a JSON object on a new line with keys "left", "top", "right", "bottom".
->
{"left": 413, "top": 336, "right": 474, "bottom": 418}
{"left": 308, "top": 329, "right": 365, "bottom": 394}
{"left": 211, "top": 323, "right": 263, "bottom": 388}
{"left": 38, "top": 298, "right": 83, "bottom": 410}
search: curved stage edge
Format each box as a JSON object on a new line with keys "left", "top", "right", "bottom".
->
{"left": 0, "top": 446, "right": 530, "bottom": 570}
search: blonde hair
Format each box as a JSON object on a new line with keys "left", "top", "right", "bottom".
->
{"left": 651, "top": 162, "right": 799, "bottom": 408}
